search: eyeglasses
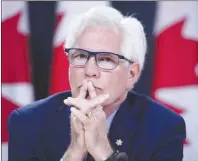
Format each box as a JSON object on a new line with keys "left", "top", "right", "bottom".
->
{"left": 65, "top": 48, "right": 133, "bottom": 70}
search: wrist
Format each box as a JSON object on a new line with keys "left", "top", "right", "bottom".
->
{"left": 105, "top": 151, "right": 128, "bottom": 161}
{"left": 63, "top": 147, "right": 86, "bottom": 161}
{"left": 94, "top": 144, "right": 114, "bottom": 161}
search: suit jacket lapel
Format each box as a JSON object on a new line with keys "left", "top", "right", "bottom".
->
{"left": 108, "top": 92, "right": 148, "bottom": 153}
{"left": 53, "top": 92, "right": 72, "bottom": 159}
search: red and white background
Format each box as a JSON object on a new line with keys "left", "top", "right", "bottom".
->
{"left": 1, "top": 1, "right": 198, "bottom": 161}
{"left": 152, "top": 2, "right": 198, "bottom": 161}
{"left": 2, "top": 2, "right": 34, "bottom": 161}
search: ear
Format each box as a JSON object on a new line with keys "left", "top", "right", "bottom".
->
{"left": 127, "top": 62, "right": 140, "bottom": 89}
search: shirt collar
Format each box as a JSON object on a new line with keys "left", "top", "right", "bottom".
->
{"left": 106, "top": 106, "right": 120, "bottom": 134}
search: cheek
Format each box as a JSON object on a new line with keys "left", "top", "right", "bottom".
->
{"left": 102, "top": 72, "right": 127, "bottom": 104}
{"left": 112, "top": 75, "right": 127, "bottom": 90}
{"left": 103, "top": 70, "right": 128, "bottom": 94}
{"left": 69, "top": 67, "right": 85, "bottom": 87}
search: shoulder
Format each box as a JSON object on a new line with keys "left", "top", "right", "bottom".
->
{"left": 12, "top": 91, "right": 71, "bottom": 115}
{"left": 7, "top": 91, "right": 72, "bottom": 131}
{"left": 128, "top": 91, "right": 185, "bottom": 123}
{"left": 127, "top": 91, "right": 186, "bottom": 153}
{"left": 128, "top": 91, "right": 186, "bottom": 133}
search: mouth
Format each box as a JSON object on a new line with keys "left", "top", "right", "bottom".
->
{"left": 78, "top": 84, "right": 102, "bottom": 91}
{"left": 85, "top": 90, "right": 89, "bottom": 99}
{"left": 78, "top": 85, "right": 101, "bottom": 99}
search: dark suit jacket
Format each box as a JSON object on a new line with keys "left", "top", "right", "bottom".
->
{"left": 8, "top": 91, "right": 186, "bottom": 161}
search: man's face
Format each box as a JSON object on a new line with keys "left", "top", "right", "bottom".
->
{"left": 68, "top": 26, "right": 133, "bottom": 105}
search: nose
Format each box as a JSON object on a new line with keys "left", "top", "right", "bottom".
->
{"left": 85, "top": 56, "right": 100, "bottom": 78}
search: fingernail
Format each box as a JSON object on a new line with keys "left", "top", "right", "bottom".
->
{"left": 68, "top": 97, "right": 72, "bottom": 100}
{"left": 64, "top": 99, "right": 68, "bottom": 103}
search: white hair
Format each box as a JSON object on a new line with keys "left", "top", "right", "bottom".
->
{"left": 64, "top": 6, "right": 147, "bottom": 72}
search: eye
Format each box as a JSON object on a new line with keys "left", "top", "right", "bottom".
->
{"left": 70, "top": 49, "right": 88, "bottom": 59}
{"left": 74, "top": 53, "right": 87, "bottom": 59}
{"left": 97, "top": 54, "right": 117, "bottom": 63}
{"left": 99, "top": 56, "right": 113, "bottom": 62}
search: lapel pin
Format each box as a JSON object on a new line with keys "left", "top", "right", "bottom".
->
{"left": 116, "top": 139, "right": 123, "bottom": 146}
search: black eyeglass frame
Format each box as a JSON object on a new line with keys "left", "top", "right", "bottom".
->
{"left": 65, "top": 48, "right": 133, "bottom": 70}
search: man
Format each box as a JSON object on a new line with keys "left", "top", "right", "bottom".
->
{"left": 8, "top": 6, "right": 186, "bottom": 161}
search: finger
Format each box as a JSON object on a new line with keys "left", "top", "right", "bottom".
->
{"left": 70, "top": 110, "right": 84, "bottom": 131}
{"left": 64, "top": 98, "right": 91, "bottom": 114}
{"left": 87, "top": 81, "right": 97, "bottom": 99}
{"left": 70, "top": 112, "right": 76, "bottom": 120}
{"left": 78, "top": 80, "right": 88, "bottom": 99}
{"left": 64, "top": 97, "right": 73, "bottom": 106}
{"left": 96, "top": 105, "right": 103, "bottom": 110}
{"left": 64, "top": 95, "right": 108, "bottom": 113}
{"left": 71, "top": 107, "right": 89, "bottom": 125}
{"left": 94, "top": 107, "right": 106, "bottom": 118}
{"left": 90, "top": 94, "right": 109, "bottom": 109}
{"left": 64, "top": 97, "right": 86, "bottom": 110}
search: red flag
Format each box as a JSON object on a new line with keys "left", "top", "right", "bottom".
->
{"left": 152, "top": 2, "right": 198, "bottom": 161}
{"left": 2, "top": 2, "right": 34, "bottom": 160}
{"left": 50, "top": 1, "right": 109, "bottom": 94}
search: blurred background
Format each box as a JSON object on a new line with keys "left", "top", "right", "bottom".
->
{"left": 1, "top": 1, "right": 198, "bottom": 161}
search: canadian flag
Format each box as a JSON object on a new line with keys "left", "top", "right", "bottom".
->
{"left": 152, "top": 1, "right": 198, "bottom": 161}
{"left": 50, "top": 1, "right": 109, "bottom": 94}
{"left": 2, "top": 1, "right": 34, "bottom": 161}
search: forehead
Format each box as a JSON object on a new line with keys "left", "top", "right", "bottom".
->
{"left": 74, "top": 26, "right": 123, "bottom": 55}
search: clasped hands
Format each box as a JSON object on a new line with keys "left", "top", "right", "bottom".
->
{"left": 63, "top": 80, "right": 113, "bottom": 161}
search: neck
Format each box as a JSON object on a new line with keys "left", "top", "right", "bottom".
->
{"left": 103, "top": 91, "right": 128, "bottom": 117}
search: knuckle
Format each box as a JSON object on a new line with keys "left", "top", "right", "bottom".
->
{"left": 82, "top": 108, "right": 88, "bottom": 114}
